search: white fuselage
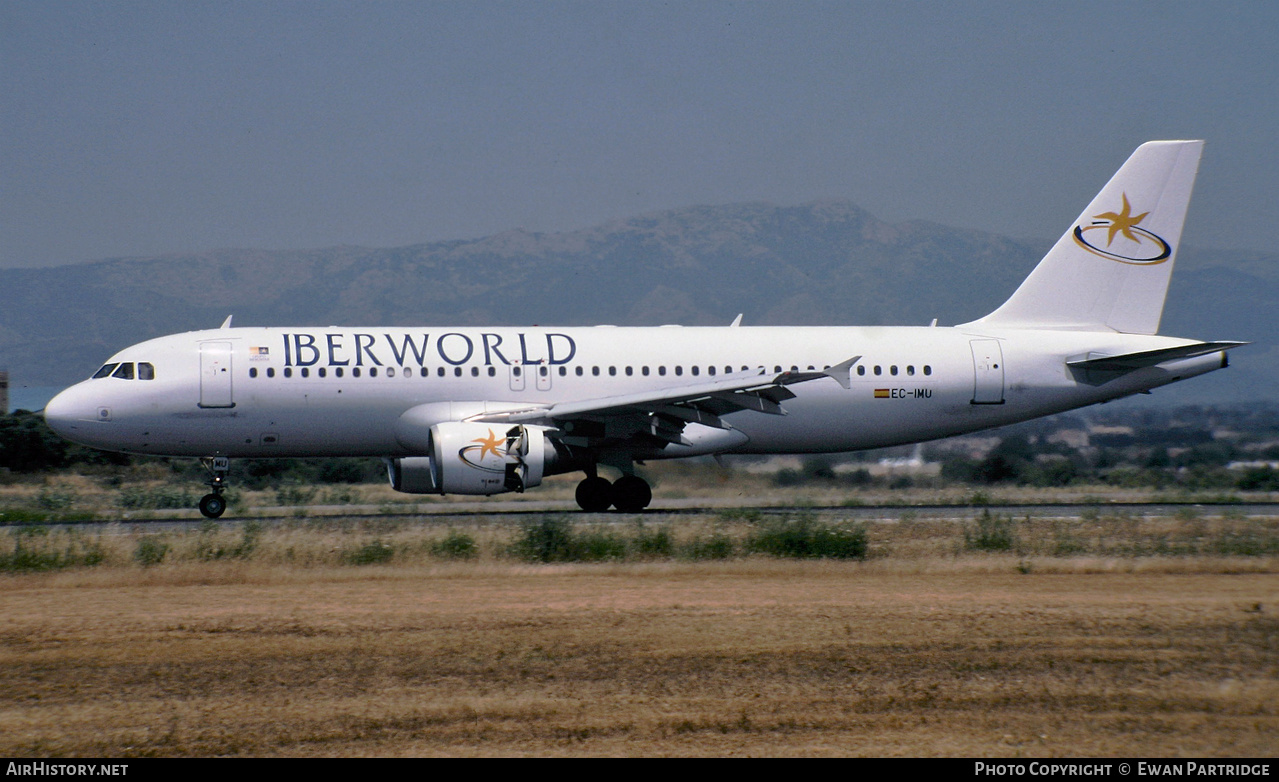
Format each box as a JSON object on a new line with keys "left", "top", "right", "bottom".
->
{"left": 43, "top": 324, "right": 1226, "bottom": 460}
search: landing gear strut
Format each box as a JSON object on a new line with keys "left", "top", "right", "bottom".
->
{"left": 199, "top": 456, "right": 230, "bottom": 518}
{"left": 574, "top": 472, "right": 652, "bottom": 512}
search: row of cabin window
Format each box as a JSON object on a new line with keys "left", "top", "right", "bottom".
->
{"left": 858, "top": 364, "right": 932, "bottom": 377}
{"left": 92, "top": 362, "right": 156, "bottom": 380}
{"left": 250, "top": 364, "right": 807, "bottom": 380}
{"left": 250, "top": 366, "right": 509, "bottom": 379}
{"left": 247, "top": 362, "right": 934, "bottom": 380}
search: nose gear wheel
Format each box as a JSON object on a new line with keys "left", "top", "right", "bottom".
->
{"left": 198, "top": 456, "right": 231, "bottom": 518}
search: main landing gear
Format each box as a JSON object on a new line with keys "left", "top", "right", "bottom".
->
{"left": 575, "top": 473, "right": 652, "bottom": 512}
{"left": 199, "top": 456, "right": 230, "bottom": 518}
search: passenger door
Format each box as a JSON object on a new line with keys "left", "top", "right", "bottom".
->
{"left": 970, "top": 339, "right": 1005, "bottom": 405}
{"left": 199, "top": 341, "right": 235, "bottom": 408}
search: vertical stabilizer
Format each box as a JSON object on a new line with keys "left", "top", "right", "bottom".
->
{"left": 966, "top": 140, "right": 1203, "bottom": 334}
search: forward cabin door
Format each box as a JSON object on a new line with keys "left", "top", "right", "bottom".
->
{"left": 199, "top": 341, "right": 235, "bottom": 408}
{"left": 970, "top": 339, "right": 1005, "bottom": 405}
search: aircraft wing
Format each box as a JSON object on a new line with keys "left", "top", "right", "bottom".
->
{"left": 472, "top": 356, "right": 860, "bottom": 448}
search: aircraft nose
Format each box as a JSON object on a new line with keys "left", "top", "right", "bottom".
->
{"left": 43, "top": 383, "right": 107, "bottom": 443}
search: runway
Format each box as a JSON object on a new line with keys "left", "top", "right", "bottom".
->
{"left": 51, "top": 499, "right": 1279, "bottom": 528}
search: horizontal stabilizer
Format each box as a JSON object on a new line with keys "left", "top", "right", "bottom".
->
{"left": 1067, "top": 341, "right": 1248, "bottom": 372}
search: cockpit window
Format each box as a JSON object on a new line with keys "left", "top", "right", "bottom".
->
{"left": 93, "top": 361, "right": 154, "bottom": 379}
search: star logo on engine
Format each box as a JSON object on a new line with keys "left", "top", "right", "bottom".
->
{"left": 471, "top": 429, "right": 504, "bottom": 460}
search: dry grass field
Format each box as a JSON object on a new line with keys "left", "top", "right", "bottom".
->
{"left": 0, "top": 511, "right": 1276, "bottom": 757}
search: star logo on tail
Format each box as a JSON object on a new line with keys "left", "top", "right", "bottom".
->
{"left": 1072, "top": 193, "right": 1171, "bottom": 265}
{"left": 1094, "top": 193, "right": 1150, "bottom": 247}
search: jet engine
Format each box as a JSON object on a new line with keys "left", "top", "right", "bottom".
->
{"left": 386, "top": 422, "right": 552, "bottom": 495}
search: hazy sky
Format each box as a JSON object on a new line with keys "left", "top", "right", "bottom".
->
{"left": 3, "top": 1, "right": 1276, "bottom": 268}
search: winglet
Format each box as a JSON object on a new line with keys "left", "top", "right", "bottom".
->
{"left": 822, "top": 356, "right": 861, "bottom": 389}
{"left": 774, "top": 356, "right": 862, "bottom": 390}
{"left": 730, "top": 314, "right": 743, "bottom": 328}
{"left": 220, "top": 315, "right": 234, "bottom": 329}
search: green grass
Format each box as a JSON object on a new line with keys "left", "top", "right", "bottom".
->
{"left": 0, "top": 526, "right": 106, "bottom": 572}
{"left": 0, "top": 510, "right": 1273, "bottom": 573}
{"left": 745, "top": 514, "right": 868, "bottom": 559}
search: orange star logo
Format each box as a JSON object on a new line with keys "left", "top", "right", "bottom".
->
{"left": 1094, "top": 193, "right": 1149, "bottom": 247}
{"left": 471, "top": 429, "right": 505, "bottom": 460}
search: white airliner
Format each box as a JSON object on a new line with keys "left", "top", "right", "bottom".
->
{"left": 44, "top": 141, "right": 1244, "bottom": 517}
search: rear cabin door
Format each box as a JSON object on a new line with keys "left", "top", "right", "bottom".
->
{"left": 199, "top": 341, "right": 235, "bottom": 408}
{"left": 970, "top": 339, "right": 1005, "bottom": 405}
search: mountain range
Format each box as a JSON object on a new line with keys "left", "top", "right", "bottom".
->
{"left": 2, "top": 201, "right": 1273, "bottom": 403}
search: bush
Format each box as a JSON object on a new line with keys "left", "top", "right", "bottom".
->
{"left": 964, "top": 510, "right": 1017, "bottom": 552}
{"left": 573, "top": 528, "right": 628, "bottom": 561}
{"left": 323, "top": 487, "right": 363, "bottom": 505}
{"left": 510, "top": 517, "right": 628, "bottom": 562}
{"left": 512, "top": 517, "right": 577, "bottom": 562}
{"left": 134, "top": 536, "right": 169, "bottom": 567}
{"left": 275, "top": 485, "right": 317, "bottom": 506}
{"left": 4, "top": 527, "right": 51, "bottom": 571}
{"left": 745, "top": 514, "right": 868, "bottom": 559}
{"left": 0, "top": 412, "right": 69, "bottom": 472}
{"left": 119, "top": 486, "right": 194, "bottom": 510}
{"left": 941, "top": 457, "right": 978, "bottom": 483}
{"left": 341, "top": 540, "right": 395, "bottom": 565}
{"left": 0, "top": 527, "right": 106, "bottom": 572}
{"left": 37, "top": 488, "right": 76, "bottom": 510}
{"left": 680, "top": 534, "right": 736, "bottom": 560}
{"left": 972, "top": 454, "right": 1022, "bottom": 485}
{"left": 1236, "top": 467, "right": 1279, "bottom": 492}
{"left": 318, "top": 459, "right": 373, "bottom": 484}
{"left": 432, "top": 530, "right": 478, "bottom": 559}
{"left": 844, "top": 468, "right": 873, "bottom": 487}
{"left": 1211, "top": 525, "right": 1279, "bottom": 557}
{"left": 773, "top": 469, "right": 803, "bottom": 487}
{"left": 194, "top": 520, "right": 261, "bottom": 561}
{"left": 632, "top": 524, "right": 673, "bottom": 558}
{"left": 0, "top": 508, "right": 50, "bottom": 524}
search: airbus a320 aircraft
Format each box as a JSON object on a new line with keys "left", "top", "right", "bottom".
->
{"left": 44, "top": 141, "right": 1244, "bottom": 517}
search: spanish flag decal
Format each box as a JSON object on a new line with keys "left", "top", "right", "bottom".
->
{"left": 874, "top": 389, "right": 890, "bottom": 398}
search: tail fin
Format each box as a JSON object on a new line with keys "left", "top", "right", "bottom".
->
{"left": 965, "top": 140, "right": 1203, "bottom": 334}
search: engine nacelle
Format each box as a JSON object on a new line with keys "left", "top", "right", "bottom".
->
{"left": 386, "top": 422, "right": 551, "bottom": 495}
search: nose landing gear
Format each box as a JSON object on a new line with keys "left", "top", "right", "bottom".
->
{"left": 199, "top": 456, "right": 231, "bottom": 518}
